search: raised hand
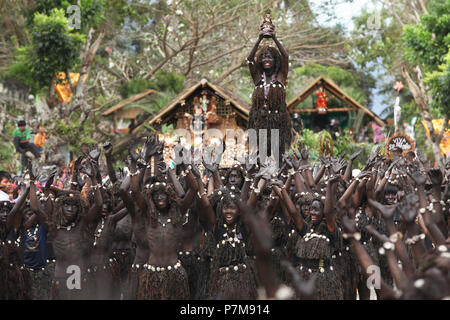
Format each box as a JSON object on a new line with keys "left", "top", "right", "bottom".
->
{"left": 81, "top": 160, "right": 95, "bottom": 178}
{"left": 144, "top": 134, "right": 163, "bottom": 160}
{"left": 331, "top": 159, "right": 346, "bottom": 174}
{"left": 25, "top": 160, "right": 38, "bottom": 182}
{"left": 350, "top": 149, "right": 362, "bottom": 161}
{"left": 255, "top": 158, "right": 275, "bottom": 180}
{"left": 190, "top": 163, "right": 201, "bottom": 179}
{"left": 282, "top": 153, "right": 294, "bottom": 169}
{"left": 268, "top": 179, "right": 284, "bottom": 189}
{"left": 428, "top": 168, "right": 443, "bottom": 186}
{"left": 328, "top": 174, "right": 341, "bottom": 185}
{"left": 300, "top": 148, "right": 309, "bottom": 162}
{"left": 398, "top": 194, "right": 419, "bottom": 223}
{"left": 102, "top": 142, "right": 113, "bottom": 157}
{"left": 127, "top": 141, "right": 140, "bottom": 163}
{"left": 368, "top": 198, "right": 396, "bottom": 220}
{"left": 89, "top": 148, "right": 101, "bottom": 163}
{"left": 44, "top": 169, "right": 56, "bottom": 189}
{"left": 245, "top": 151, "right": 259, "bottom": 174}
{"left": 407, "top": 170, "right": 427, "bottom": 186}
{"left": 202, "top": 158, "right": 218, "bottom": 173}
{"left": 74, "top": 156, "right": 84, "bottom": 173}
{"left": 157, "top": 161, "right": 168, "bottom": 174}
{"left": 319, "top": 156, "right": 331, "bottom": 168}
{"left": 341, "top": 215, "right": 357, "bottom": 234}
{"left": 292, "top": 152, "right": 303, "bottom": 170}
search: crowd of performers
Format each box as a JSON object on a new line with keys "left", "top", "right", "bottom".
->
{"left": 0, "top": 135, "right": 449, "bottom": 300}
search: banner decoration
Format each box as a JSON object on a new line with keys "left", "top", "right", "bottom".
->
{"left": 385, "top": 132, "right": 416, "bottom": 157}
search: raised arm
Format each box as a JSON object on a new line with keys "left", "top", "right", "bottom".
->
{"left": 128, "top": 147, "right": 148, "bottom": 215}
{"left": 272, "top": 33, "right": 288, "bottom": 84}
{"left": 28, "top": 175, "right": 47, "bottom": 227}
{"left": 102, "top": 142, "right": 117, "bottom": 184}
{"left": 179, "top": 165, "right": 200, "bottom": 214}
{"left": 167, "top": 167, "right": 185, "bottom": 198}
{"left": 9, "top": 184, "right": 30, "bottom": 232}
{"left": 367, "top": 199, "right": 415, "bottom": 279}
{"left": 324, "top": 175, "right": 339, "bottom": 233}
{"left": 341, "top": 215, "right": 396, "bottom": 300}
{"left": 273, "top": 182, "right": 304, "bottom": 232}
{"left": 344, "top": 150, "right": 362, "bottom": 183}
{"left": 118, "top": 176, "right": 137, "bottom": 221}
{"left": 70, "top": 156, "right": 84, "bottom": 191}
{"left": 428, "top": 168, "right": 446, "bottom": 236}
{"left": 247, "top": 33, "right": 264, "bottom": 85}
{"left": 237, "top": 199, "right": 280, "bottom": 298}
{"left": 193, "top": 172, "right": 216, "bottom": 231}
{"left": 83, "top": 160, "right": 103, "bottom": 223}
{"left": 365, "top": 224, "right": 409, "bottom": 292}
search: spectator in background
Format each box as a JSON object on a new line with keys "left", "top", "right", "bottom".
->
{"left": 13, "top": 120, "right": 41, "bottom": 159}
{"left": 34, "top": 123, "right": 49, "bottom": 156}
{"left": 0, "top": 171, "right": 13, "bottom": 202}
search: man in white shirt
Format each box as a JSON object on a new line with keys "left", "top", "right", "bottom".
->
{"left": 0, "top": 171, "right": 13, "bottom": 202}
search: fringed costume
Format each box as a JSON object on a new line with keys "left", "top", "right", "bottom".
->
{"left": 208, "top": 192, "right": 258, "bottom": 300}
{"left": 291, "top": 221, "right": 344, "bottom": 300}
{"left": 248, "top": 47, "right": 292, "bottom": 157}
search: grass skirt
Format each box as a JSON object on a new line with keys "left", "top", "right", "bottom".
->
{"left": 208, "top": 258, "right": 258, "bottom": 300}
{"left": 179, "top": 251, "right": 210, "bottom": 300}
{"left": 128, "top": 265, "right": 144, "bottom": 300}
{"left": 295, "top": 264, "right": 344, "bottom": 300}
{"left": 85, "top": 259, "right": 121, "bottom": 299}
{"left": 0, "top": 243, "right": 32, "bottom": 300}
{"left": 137, "top": 263, "right": 189, "bottom": 300}
{"left": 112, "top": 249, "right": 134, "bottom": 299}
{"left": 28, "top": 267, "right": 52, "bottom": 300}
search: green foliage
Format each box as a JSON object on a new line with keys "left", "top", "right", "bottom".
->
{"left": 402, "top": 0, "right": 449, "bottom": 117}
{"left": 54, "top": 112, "right": 97, "bottom": 152}
{"left": 119, "top": 78, "right": 152, "bottom": 98}
{"left": 425, "top": 49, "right": 450, "bottom": 116}
{"left": 27, "top": 0, "right": 106, "bottom": 32}
{"left": 0, "top": 122, "right": 18, "bottom": 172}
{"left": 150, "top": 70, "right": 185, "bottom": 93}
{"left": 402, "top": 0, "right": 450, "bottom": 73}
{"left": 7, "top": 8, "right": 86, "bottom": 92}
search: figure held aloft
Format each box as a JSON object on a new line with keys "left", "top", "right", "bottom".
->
{"left": 260, "top": 9, "right": 275, "bottom": 38}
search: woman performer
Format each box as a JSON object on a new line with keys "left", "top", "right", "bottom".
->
{"left": 247, "top": 21, "right": 292, "bottom": 157}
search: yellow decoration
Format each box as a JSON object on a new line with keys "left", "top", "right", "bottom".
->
{"left": 422, "top": 119, "right": 450, "bottom": 156}
{"left": 54, "top": 72, "right": 88, "bottom": 103}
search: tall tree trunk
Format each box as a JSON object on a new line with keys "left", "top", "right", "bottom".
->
{"left": 401, "top": 66, "right": 446, "bottom": 166}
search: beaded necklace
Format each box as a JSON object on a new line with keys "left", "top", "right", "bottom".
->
{"left": 93, "top": 218, "right": 105, "bottom": 246}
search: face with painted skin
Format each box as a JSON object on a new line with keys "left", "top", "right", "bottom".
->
{"left": 309, "top": 200, "right": 323, "bottom": 225}
{"left": 153, "top": 190, "right": 169, "bottom": 211}
{"left": 385, "top": 192, "right": 398, "bottom": 205}
{"left": 0, "top": 201, "right": 12, "bottom": 224}
{"left": 222, "top": 201, "right": 239, "bottom": 226}
{"left": 23, "top": 206, "right": 34, "bottom": 223}
{"left": 295, "top": 199, "right": 310, "bottom": 218}
{"left": 261, "top": 50, "right": 274, "bottom": 72}
{"left": 61, "top": 201, "right": 79, "bottom": 225}
{"left": 102, "top": 198, "right": 112, "bottom": 216}
{"left": 227, "top": 169, "right": 243, "bottom": 188}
